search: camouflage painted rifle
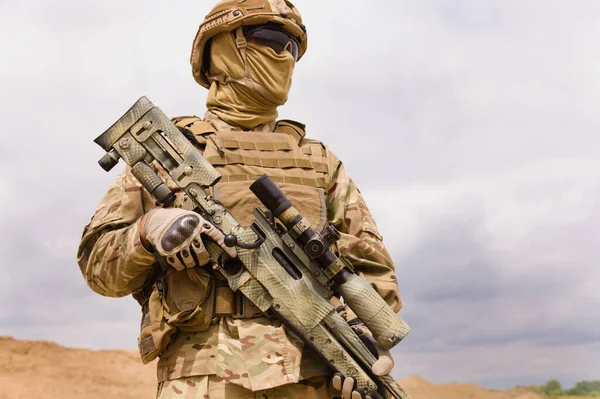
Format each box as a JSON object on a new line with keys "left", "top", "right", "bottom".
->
{"left": 94, "top": 97, "right": 411, "bottom": 399}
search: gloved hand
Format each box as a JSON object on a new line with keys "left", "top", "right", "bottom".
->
{"left": 331, "top": 323, "right": 394, "bottom": 399}
{"left": 139, "top": 208, "right": 236, "bottom": 270}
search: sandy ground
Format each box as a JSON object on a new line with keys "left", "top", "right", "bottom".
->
{"left": 400, "top": 376, "right": 545, "bottom": 399}
{"left": 0, "top": 336, "right": 546, "bottom": 399}
{"left": 0, "top": 336, "right": 156, "bottom": 399}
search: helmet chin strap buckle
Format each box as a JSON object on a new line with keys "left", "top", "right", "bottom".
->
{"left": 235, "top": 36, "right": 247, "bottom": 49}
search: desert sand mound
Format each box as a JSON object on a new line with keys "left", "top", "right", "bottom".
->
{"left": 0, "top": 336, "right": 156, "bottom": 399}
{"left": 399, "top": 375, "right": 545, "bottom": 399}
{"left": 0, "top": 336, "right": 546, "bottom": 399}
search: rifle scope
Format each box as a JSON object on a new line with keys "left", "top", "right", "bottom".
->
{"left": 249, "top": 174, "right": 293, "bottom": 218}
{"left": 250, "top": 174, "right": 410, "bottom": 350}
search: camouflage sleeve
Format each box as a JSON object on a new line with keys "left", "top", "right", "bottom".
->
{"left": 76, "top": 167, "right": 157, "bottom": 298}
{"left": 326, "top": 151, "right": 403, "bottom": 313}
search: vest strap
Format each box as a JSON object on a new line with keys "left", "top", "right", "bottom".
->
{"left": 172, "top": 116, "right": 215, "bottom": 140}
{"left": 275, "top": 119, "right": 306, "bottom": 143}
{"left": 217, "top": 173, "right": 328, "bottom": 189}
{"left": 207, "top": 154, "right": 315, "bottom": 170}
{"left": 220, "top": 139, "right": 293, "bottom": 151}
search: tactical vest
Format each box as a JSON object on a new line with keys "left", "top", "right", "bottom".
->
{"left": 137, "top": 116, "right": 335, "bottom": 363}
{"left": 172, "top": 116, "right": 331, "bottom": 231}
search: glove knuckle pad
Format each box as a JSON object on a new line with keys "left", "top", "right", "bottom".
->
{"left": 161, "top": 215, "right": 200, "bottom": 251}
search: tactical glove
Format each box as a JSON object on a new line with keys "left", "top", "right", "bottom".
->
{"left": 331, "top": 323, "right": 394, "bottom": 399}
{"left": 139, "top": 208, "right": 236, "bottom": 271}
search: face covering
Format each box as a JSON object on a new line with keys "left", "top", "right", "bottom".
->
{"left": 205, "top": 30, "right": 295, "bottom": 130}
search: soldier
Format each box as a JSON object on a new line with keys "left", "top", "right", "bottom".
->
{"left": 77, "top": 1, "right": 403, "bottom": 398}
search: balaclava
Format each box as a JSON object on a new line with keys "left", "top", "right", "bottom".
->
{"left": 205, "top": 30, "right": 295, "bottom": 130}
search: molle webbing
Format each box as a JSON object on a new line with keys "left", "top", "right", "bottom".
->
{"left": 207, "top": 152, "right": 321, "bottom": 170}
{"left": 220, "top": 139, "right": 293, "bottom": 151}
{"left": 203, "top": 130, "right": 330, "bottom": 190}
{"left": 204, "top": 132, "right": 327, "bottom": 171}
{"left": 171, "top": 117, "right": 330, "bottom": 190}
{"left": 218, "top": 174, "right": 328, "bottom": 189}
{"left": 301, "top": 140, "right": 330, "bottom": 186}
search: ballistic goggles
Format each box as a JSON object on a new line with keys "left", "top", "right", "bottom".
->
{"left": 242, "top": 25, "right": 300, "bottom": 61}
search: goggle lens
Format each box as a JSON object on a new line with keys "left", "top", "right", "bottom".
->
{"left": 243, "top": 26, "right": 299, "bottom": 61}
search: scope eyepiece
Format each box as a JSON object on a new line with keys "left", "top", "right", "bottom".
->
{"left": 250, "top": 175, "right": 292, "bottom": 218}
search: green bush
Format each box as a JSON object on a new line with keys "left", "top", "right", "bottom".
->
{"left": 528, "top": 379, "right": 600, "bottom": 397}
{"left": 564, "top": 379, "right": 600, "bottom": 396}
{"left": 543, "top": 379, "right": 565, "bottom": 396}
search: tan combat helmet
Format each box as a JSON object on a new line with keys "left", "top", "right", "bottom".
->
{"left": 191, "top": 0, "right": 308, "bottom": 89}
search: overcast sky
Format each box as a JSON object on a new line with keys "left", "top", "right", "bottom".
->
{"left": 1, "top": 0, "right": 599, "bottom": 391}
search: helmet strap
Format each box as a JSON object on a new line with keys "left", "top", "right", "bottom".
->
{"left": 234, "top": 26, "right": 249, "bottom": 70}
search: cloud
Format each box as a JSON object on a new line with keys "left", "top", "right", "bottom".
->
{"left": 393, "top": 342, "right": 600, "bottom": 390}
{"left": 364, "top": 156, "right": 600, "bottom": 387}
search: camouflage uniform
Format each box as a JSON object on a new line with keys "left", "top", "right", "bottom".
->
{"left": 157, "top": 375, "right": 333, "bottom": 398}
